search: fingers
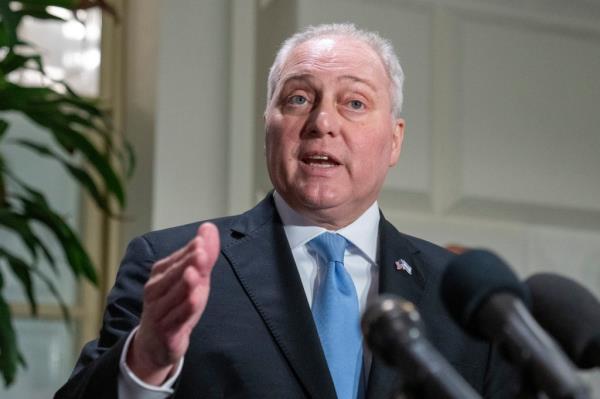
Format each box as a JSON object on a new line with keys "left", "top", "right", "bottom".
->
{"left": 144, "top": 248, "right": 206, "bottom": 302}
{"left": 151, "top": 235, "right": 203, "bottom": 276}
{"left": 197, "top": 222, "right": 220, "bottom": 274}
{"left": 148, "top": 265, "right": 203, "bottom": 323}
{"left": 151, "top": 222, "right": 220, "bottom": 277}
{"left": 159, "top": 282, "right": 205, "bottom": 334}
{"left": 139, "top": 271, "right": 204, "bottom": 365}
{"left": 133, "top": 222, "right": 221, "bottom": 372}
{"left": 146, "top": 222, "right": 220, "bottom": 298}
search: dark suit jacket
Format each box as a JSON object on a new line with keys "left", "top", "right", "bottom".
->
{"left": 55, "top": 194, "right": 516, "bottom": 398}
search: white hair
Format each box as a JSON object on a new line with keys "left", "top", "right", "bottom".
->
{"left": 266, "top": 23, "right": 405, "bottom": 118}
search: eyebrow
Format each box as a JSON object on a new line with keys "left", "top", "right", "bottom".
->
{"left": 337, "top": 75, "right": 378, "bottom": 92}
{"left": 279, "top": 74, "right": 378, "bottom": 92}
{"left": 279, "top": 74, "right": 316, "bottom": 87}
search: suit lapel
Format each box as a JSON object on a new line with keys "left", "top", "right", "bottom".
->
{"left": 221, "top": 196, "right": 337, "bottom": 399}
{"left": 366, "top": 214, "right": 428, "bottom": 399}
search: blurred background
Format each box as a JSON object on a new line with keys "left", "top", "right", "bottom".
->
{"left": 2, "top": 0, "right": 599, "bottom": 396}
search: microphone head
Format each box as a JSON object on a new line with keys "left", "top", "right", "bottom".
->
{"left": 361, "top": 295, "right": 425, "bottom": 367}
{"left": 441, "top": 249, "right": 530, "bottom": 337}
{"left": 526, "top": 273, "right": 600, "bottom": 369}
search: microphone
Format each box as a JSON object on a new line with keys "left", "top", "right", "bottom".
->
{"left": 440, "top": 249, "right": 590, "bottom": 399}
{"left": 526, "top": 273, "right": 600, "bottom": 369}
{"left": 362, "top": 295, "right": 482, "bottom": 399}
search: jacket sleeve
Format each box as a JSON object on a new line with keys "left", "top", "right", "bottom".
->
{"left": 54, "top": 236, "right": 156, "bottom": 399}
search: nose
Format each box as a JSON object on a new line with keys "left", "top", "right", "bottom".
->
{"left": 304, "top": 100, "right": 341, "bottom": 138}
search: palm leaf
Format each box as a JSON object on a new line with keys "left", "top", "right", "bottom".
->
{"left": 15, "top": 5, "right": 68, "bottom": 21}
{"left": 4, "top": 170, "right": 99, "bottom": 285}
{"left": 0, "top": 23, "right": 6, "bottom": 48}
{"left": 0, "top": 154, "right": 6, "bottom": 205}
{"left": 34, "top": 120, "right": 124, "bottom": 205}
{"left": 0, "top": 51, "right": 44, "bottom": 75}
{"left": 0, "top": 1, "right": 20, "bottom": 48}
{"left": 18, "top": 1, "right": 79, "bottom": 8}
{"left": 0, "top": 292, "right": 25, "bottom": 387}
{"left": 0, "top": 206, "right": 56, "bottom": 271}
{"left": 0, "top": 248, "right": 37, "bottom": 315}
{"left": 0, "top": 0, "right": 130, "bottom": 386}
{"left": 0, "top": 118, "right": 7, "bottom": 139}
{"left": 0, "top": 84, "right": 127, "bottom": 208}
{"left": 28, "top": 264, "right": 71, "bottom": 324}
{"left": 1, "top": 246, "right": 70, "bottom": 324}
{"left": 18, "top": 194, "right": 98, "bottom": 285}
{"left": 12, "top": 138, "right": 114, "bottom": 214}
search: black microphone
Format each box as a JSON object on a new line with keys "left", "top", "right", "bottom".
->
{"left": 362, "top": 295, "right": 482, "bottom": 399}
{"left": 526, "top": 273, "right": 600, "bottom": 369}
{"left": 441, "top": 249, "right": 590, "bottom": 399}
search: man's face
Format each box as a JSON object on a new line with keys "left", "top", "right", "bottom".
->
{"left": 265, "top": 36, "right": 404, "bottom": 228}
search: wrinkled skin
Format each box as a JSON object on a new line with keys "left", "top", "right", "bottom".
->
{"left": 265, "top": 36, "right": 404, "bottom": 230}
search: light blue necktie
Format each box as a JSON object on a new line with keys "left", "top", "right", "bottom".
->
{"left": 309, "top": 232, "right": 363, "bottom": 399}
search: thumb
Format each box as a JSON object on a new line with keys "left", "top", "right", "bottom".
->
{"left": 197, "top": 222, "right": 220, "bottom": 269}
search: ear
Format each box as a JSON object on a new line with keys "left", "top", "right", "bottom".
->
{"left": 263, "top": 108, "right": 271, "bottom": 145}
{"left": 389, "top": 118, "right": 405, "bottom": 167}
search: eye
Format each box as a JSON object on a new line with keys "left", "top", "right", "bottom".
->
{"left": 349, "top": 100, "right": 365, "bottom": 110}
{"left": 288, "top": 95, "right": 308, "bottom": 105}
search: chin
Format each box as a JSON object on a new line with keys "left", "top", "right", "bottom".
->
{"left": 294, "top": 187, "right": 344, "bottom": 212}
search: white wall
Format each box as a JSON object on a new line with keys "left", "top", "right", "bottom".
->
{"left": 152, "top": 0, "right": 231, "bottom": 230}
{"left": 120, "top": 0, "right": 160, "bottom": 246}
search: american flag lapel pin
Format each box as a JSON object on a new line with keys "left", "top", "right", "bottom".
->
{"left": 395, "top": 259, "right": 413, "bottom": 275}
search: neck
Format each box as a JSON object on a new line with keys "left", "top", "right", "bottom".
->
{"left": 273, "top": 191, "right": 377, "bottom": 230}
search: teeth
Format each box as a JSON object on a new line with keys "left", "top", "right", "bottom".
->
{"left": 316, "top": 163, "right": 335, "bottom": 168}
{"left": 303, "top": 153, "right": 338, "bottom": 168}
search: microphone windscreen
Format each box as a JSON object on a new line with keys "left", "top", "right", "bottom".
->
{"left": 441, "top": 249, "right": 530, "bottom": 336}
{"left": 526, "top": 273, "right": 600, "bottom": 369}
{"left": 361, "top": 295, "right": 425, "bottom": 366}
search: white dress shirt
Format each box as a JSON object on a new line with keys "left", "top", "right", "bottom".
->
{"left": 118, "top": 193, "right": 381, "bottom": 398}
{"left": 273, "top": 191, "right": 380, "bottom": 314}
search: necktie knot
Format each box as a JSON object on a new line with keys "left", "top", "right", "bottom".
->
{"left": 308, "top": 232, "right": 347, "bottom": 264}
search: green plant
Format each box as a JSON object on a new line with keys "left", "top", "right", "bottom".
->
{"left": 0, "top": 0, "right": 131, "bottom": 386}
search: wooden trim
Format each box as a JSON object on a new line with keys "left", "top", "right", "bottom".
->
{"left": 77, "top": 0, "right": 126, "bottom": 348}
{"left": 10, "top": 303, "right": 86, "bottom": 319}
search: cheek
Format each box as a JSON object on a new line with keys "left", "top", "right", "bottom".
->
{"left": 266, "top": 128, "right": 296, "bottom": 174}
{"left": 267, "top": 118, "right": 303, "bottom": 156}
{"left": 265, "top": 118, "right": 284, "bottom": 157}
{"left": 267, "top": 132, "right": 289, "bottom": 160}
{"left": 349, "top": 131, "right": 393, "bottom": 174}
{"left": 353, "top": 129, "right": 390, "bottom": 156}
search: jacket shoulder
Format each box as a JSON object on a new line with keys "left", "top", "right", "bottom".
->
{"left": 404, "top": 234, "right": 454, "bottom": 265}
{"left": 137, "top": 194, "right": 278, "bottom": 257}
{"left": 137, "top": 215, "right": 240, "bottom": 258}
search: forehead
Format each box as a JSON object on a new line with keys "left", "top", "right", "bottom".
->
{"left": 278, "top": 36, "right": 389, "bottom": 87}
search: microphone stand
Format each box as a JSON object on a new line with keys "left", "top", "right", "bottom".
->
{"left": 515, "top": 384, "right": 546, "bottom": 399}
{"left": 391, "top": 381, "right": 544, "bottom": 399}
{"left": 513, "top": 363, "right": 586, "bottom": 399}
{"left": 389, "top": 367, "right": 547, "bottom": 399}
{"left": 390, "top": 382, "right": 473, "bottom": 399}
{"left": 390, "top": 383, "right": 424, "bottom": 399}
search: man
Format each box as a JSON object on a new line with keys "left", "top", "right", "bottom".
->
{"left": 56, "top": 23, "right": 514, "bottom": 398}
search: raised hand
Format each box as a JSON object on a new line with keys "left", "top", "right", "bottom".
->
{"left": 126, "top": 222, "right": 220, "bottom": 385}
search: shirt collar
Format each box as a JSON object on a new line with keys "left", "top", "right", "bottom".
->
{"left": 273, "top": 191, "right": 380, "bottom": 264}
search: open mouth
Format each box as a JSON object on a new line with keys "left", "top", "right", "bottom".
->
{"left": 301, "top": 153, "right": 341, "bottom": 168}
